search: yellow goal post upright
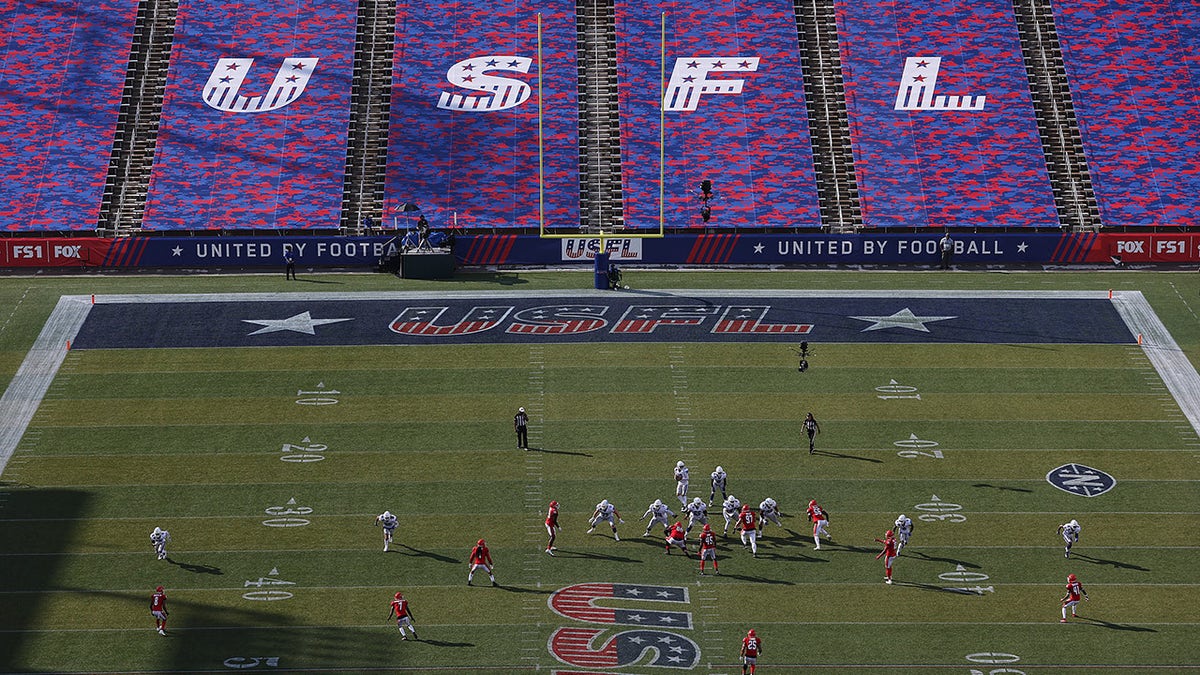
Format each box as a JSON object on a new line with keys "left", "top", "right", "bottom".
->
{"left": 535, "top": 11, "right": 667, "bottom": 254}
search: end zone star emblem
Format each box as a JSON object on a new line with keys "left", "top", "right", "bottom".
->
{"left": 242, "top": 311, "right": 353, "bottom": 335}
{"left": 850, "top": 308, "right": 957, "bottom": 332}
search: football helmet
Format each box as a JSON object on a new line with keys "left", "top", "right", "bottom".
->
{"left": 703, "top": 523, "right": 711, "bottom": 531}
{"left": 156, "top": 586, "right": 164, "bottom": 592}
{"left": 809, "top": 499, "right": 817, "bottom": 507}
{"left": 1068, "top": 573, "right": 1077, "bottom": 582}
{"left": 477, "top": 539, "right": 486, "bottom": 546}
{"left": 886, "top": 530, "right": 894, "bottom": 538}
{"left": 693, "top": 497, "right": 702, "bottom": 505}
{"left": 549, "top": 500, "right": 558, "bottom": 508}
{"left": 518, "top": 407, "right": 525, "bottom": 413}
{"left": 600, "top": 499, "right": 609, "bottom": 509}
{"left": 653, "top": 499, "right": 662, "bottom": 508}
{"left": 394, "top": 591, "right": 403, "bottom": 599}
{"left": 1069, "top": 519, "right": 1079, "bottom": 528}
{"left": 382, "top": 511, "right": 392, "bottom": 519}
{"left": 897, "top": 514, "right": 907, "bottom": 522}
{"left": 747, "top": 628, "right": 756, "bottom": 636}
{"left": 676, "top": 460, "right": 685, "bottom": 468}
{"left": 715, "top": 465, "right": 724, "bottom": 474}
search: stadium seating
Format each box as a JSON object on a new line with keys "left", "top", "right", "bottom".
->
{"left": 835, "top": 0, "right": 1060, "bottom": 228}
{"left": 1053, "top": 0, "right": 1200, "bottom": 228}
{"left": 0, "top": 0, "right": 138, "bottom": 231}
{"left": 140, "top": 0, "right": 357, "bottom": 230}
{"left": 383, "top": 0, "right": 581, "bottom": 231}
{"left": 613, "top": 0, "right": 823, "bottom": 229}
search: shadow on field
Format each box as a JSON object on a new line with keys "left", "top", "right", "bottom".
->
{"left": 1079, "top": 617, "right": 1157, "bottom": 632}
{"left": 894, "top": 581, "right": 985, "bottom": 595}
{"left": 907, "top": 551, "right": 980, "bottom": 568}
{"left": 1071, "top": 553, "right": 1150, "bottom": 572}
{"left": 441, "top": 272, "right": 529, "bottom": 286}
{"left": 524, "top": 446, "right": 594, "bottom": 458}
{"left": 420, "top": 638, "right": 476, "bottom": 647}
{"left": 496, "top": 584, "right": 552, "bottom": 595}
{"left": 394, "top": 544, "right": 459, "bottom": 565}
{"left": 716, "top": 572, "right": 794, "bottom": 585}
{"left": 811, "top": 450, "right": 883, "bottom": 464}
{"left": 0, "top": 487, "right": 90, "bottom": 673}
{"left": 971, "top": 482, "right": 1034, "bottom": 493}
{"left": 167, "top": 558, "right": 224, "bottom": 575}
{"left": 296, "top": 278, "right": 343, "bottom": 285}
{"left": 756, "top": 550, "right": 827, "bottom": 563}
{"left": 555, "top": 550, "right": 642, "bottom": 564}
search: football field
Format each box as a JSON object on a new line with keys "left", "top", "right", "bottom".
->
{"left": 1, "top": 272, "right": 1198, "bottom": 673}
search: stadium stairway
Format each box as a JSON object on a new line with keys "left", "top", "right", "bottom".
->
{"left": 1011, "top": 0, "right": 1102, "bottom": 233}
{"left": 340, "top": 0, "right": 396, "bottom": 233}
{"left": 97, "top": 0, "right": 179, "bottom": 237}
{"left": 792, "top": 0, "right": 862, "bottom": 233}
{"left": 577, "top": 0, "right": 626, "bottom": 232}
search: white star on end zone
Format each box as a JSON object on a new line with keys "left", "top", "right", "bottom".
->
{"left": 849, "top": 308, "right": 957, "bottom": 332}
{"left": 242, "top": 311, "right": 353, "bottom": 335}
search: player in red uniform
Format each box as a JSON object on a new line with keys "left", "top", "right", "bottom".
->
{"left": 875, "top": 529, "right": 898, "bottom": 584}
{"left": 665, "top": 521, "right": 689, "bottom": 556}
{"left": 698, "top": 523, "right": 719, "bottom": 575}
{"left": 467, "top": 538, "right": 496, "bottom": 586}
{"left": 740, "top": 628, "right": 762, "bottom": 674}
{"left": 150, "top": 586, "right": 168, "bottom": 635}
{"left": 737, "top": 504, "right": 758, "bottom": 557}
{"left": 1060, "top": 573, "right": 1089, "bottom": 622}
{"left": 807, "top": 499, "right": 830, "bottom": 550}
{"left": 545, "top": 500, "right": 560, "bottom": 556}
{"left": 388, "top": 591, "right": 418, "bottom": 640}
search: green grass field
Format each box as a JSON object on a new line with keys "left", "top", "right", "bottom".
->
{"left": 1, "top": 270, "right": 1198, "bottom": 674}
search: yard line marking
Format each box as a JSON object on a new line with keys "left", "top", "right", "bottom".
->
{"left": 1112, "top": 291, "right": 1200, "bottom": 438}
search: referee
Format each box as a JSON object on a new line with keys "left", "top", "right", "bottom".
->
{"left": 514, "top": 407, "right": 529, "bottom": 450}
{"left": 803, "top": 412, "right": 820, "bottom": 455}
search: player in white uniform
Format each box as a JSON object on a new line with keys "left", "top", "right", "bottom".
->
{"left": 708, "top": 466, "right": 727, "bottom": 505}
{"left": 684, "top": 497, "right": 709, "bottom": 533}
{"left": 721, "top": 495, "right": 742, "bottom": 536}
{"left": 1057, "top": 519, "right": 1081, "bottom": 558}
{"left": 674, "top": 461, "right": 690, "bottom": 506}
{"left": 758, "top": 498, "right": 783, "bottom": 530}
{"left": 150, "top": 526, "right": 171, "bottom": 560}
{"left": 375, "top": 510, "right": 399, "bottom": 551}
{"left": 587, "top": 499, "right": 624, "bottom": 541}
{"left": 639, "top": 499, "right": 676, "bottom": 537}
{"left": 894, "top": 514, "right": 913, "bottom": 552}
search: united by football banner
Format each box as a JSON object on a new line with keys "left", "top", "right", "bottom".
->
{"left": 615, "top": 0, "right": 822, "bottom": 229}
{"left": 141, "top": 0, "right": 357, "bottom": 230}
{"left": 836, "top": 0, "right": 1059, "bottom": 228}
{"left": 383, "top": 0, "right": 580, "bottom": 230}
{"left": 5, "top": 233, "right": 1200, "bottom": 268}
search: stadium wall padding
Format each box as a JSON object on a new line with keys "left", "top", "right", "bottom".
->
{"left": 3, "top": 233, "right": 1199, "bottom": 269}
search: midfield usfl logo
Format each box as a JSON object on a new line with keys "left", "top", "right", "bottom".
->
{"left": 1046, "top": 463, "right": 1116, "bottom": 498}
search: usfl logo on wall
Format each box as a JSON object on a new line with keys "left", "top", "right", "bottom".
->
{"left": 202, "top": 58, "right": 319, "bottom": 113}
{"left": 547, "top": 582, "right": 700, "bottom": 671}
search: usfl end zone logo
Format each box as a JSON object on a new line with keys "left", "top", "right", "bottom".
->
{"left": 547, "top": 582, "right": 700, "bottom": 672}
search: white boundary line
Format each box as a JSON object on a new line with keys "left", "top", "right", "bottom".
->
{"left": 1111, "top": 291, "right": 1200, "bottom": 436}
{"left": 0, "top": 295, "right": 91, "bottom": 476}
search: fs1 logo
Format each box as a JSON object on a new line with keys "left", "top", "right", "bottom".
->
{"left": 202, "top": 58, "right": 319, "bottom": 113}
{"left": 11, "top": 244, "right": 43, "bottom": 259}
{"left": 894, "top": 57, "right": 985, "bottom": 111}
{"left": 438, "top": 56, "right": 532, "bottom": 112}
{"left": 663, "top": 57, "right": 760, "bottom": 111}
{"left": 1046, "top": 463, "right": 1116, "bottom": 497}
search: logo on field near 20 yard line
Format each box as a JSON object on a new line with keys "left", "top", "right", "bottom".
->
{"left": 1046, "top": 463, "right": 1116, "bottom": 497}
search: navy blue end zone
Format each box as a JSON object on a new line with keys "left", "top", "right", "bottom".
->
{"left": 71, "top": 296, "right": 1134, "bottom": 349}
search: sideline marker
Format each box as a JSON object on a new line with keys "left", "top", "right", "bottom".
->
{"left": 91, "top": 294, "right": 95, "bottom": 304}
{"left": 66, "top": 339, "right": 71, "bottom": 351}
{"left": 1138, "top": 333, "right": 1143, "bottom": 345}
{"left": 1108, "top": 289, "right": 1113, "bottom": 299}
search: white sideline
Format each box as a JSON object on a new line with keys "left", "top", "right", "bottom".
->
{"left": 1112, "top": 291, "right": 1200, "bottom": 436}
{"left": 1, "top": 290, "right": 1199, "bottom": 478}
{"left": 0, "top": 295, "right": 91, "bottom": 477}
